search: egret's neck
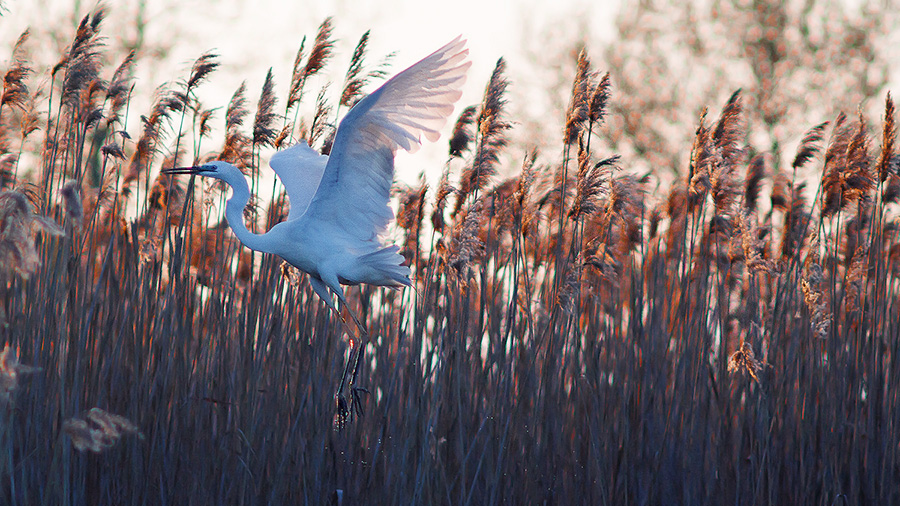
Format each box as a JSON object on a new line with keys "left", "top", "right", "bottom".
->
{"left": 223, "top": 179, "right": 273, "bottom": 254}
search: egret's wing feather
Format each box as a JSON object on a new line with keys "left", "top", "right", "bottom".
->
{"left": 307, "top": 37, "right": 470, "bottom": 242}
{"left": 269, "top": 141, "right": 329, "bottom": 220}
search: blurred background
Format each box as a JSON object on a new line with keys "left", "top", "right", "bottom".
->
{"left": 3, "top": 0, "right": 894, "bottom": 187}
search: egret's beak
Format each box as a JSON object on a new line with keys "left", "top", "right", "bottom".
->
{"left": 162, "top": 166, "right": 210, "bottom": 175}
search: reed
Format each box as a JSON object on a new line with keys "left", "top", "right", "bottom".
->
{"left": 0, "top": 10, "right": 898, "bottom": 505}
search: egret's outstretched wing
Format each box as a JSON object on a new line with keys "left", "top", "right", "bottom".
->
{"left": 269, "top": 141, "right": 329, "bottom": 220}
{"left": 306, "top": 37, "right": 470, "bottom": 241}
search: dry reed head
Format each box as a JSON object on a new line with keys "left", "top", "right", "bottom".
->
{"left": 431, "top": 168, "right": 454, "bottom": 233}
{"left": 801, "top": 241, "right": 831, "bottom": 339}
{"left": 448, "top": 105, "right": 477, "bottom": 158}
{"left": 739, "top": 208, "right": 772, "bottom": 274}
{"left": 61, "top": 8, "right": 106, "bottom": 109}
{"left": 60, "top": 179, "right": 83, "bottom": 230}
{"left": 458, "top": 58, "right": 509, "bottom": 212}
{"left": 821, "top": 112, "right": 862, "bottom": 218}
{"left": 287, "top": 18, "right": 334, "bottom": 113}
{"left": 447, "top": 199, "right": 486, "bottom": 285}
{"left": 340, "top": 31, "right": 370, "bottom": 108}
{"left": 125, "top": 89, "right": 183, "bottom": 187}
{"left": 63, "top": 408, "right": 144, "bottom": 453}
{"left": 308, "top": 85, "right": 333, "bottom": 148}
{"left": 710, "top": 90, "right": 744, "bottom": 214}
{"left": 743, "top": 153, "right": 767, "bottom": 213}
{"left": 286, "top": 36, "right": 307, "bottom": 113}
{"left": 688, "top": 108, "right": 711, "bottom": 210}
{"left": 515, "top": 149, "right": 540, "bottom": 239}
{"left": 218, "top": 82, "right": 251, "bottom": 171}
{"left": 564, "top": 49, "right": 592, "bottom": 145}
{"left": 106, "top": 50, "right": 136, "bottom": 126}
{"left": 589, "top": 72, "right": 611, "bottom": 124}
{"left": 779, "top": 182, "right": 809, "bottom": 261}
{"left": 569, "top": 140, "right": 608, "bottom": 220}
{"left": 727, "top": 331, "right": 764, "bottom": 383}
{"left": 186, "top": 51, "right": 219, "bottom": 93}
{"left": 0, "top": 190, "right": 63, "bottom": 277}
{"left": 877, "top": 92, "right": 895, "bottom": 182}
{"left": 842, "top": 111, "right": 874, "bottom": 203}
{"left": 0, "top": 344, "right": 41, "bottom": 403}
{"left": 1, "top": 29, "right": 32, "bottom": 112}
{"left": 792, "top": 120, "right": 829, "bottom": 170}
{"left": 339, "top": 30, "right": 391, "bottom": 108}
{"left": 253, "top": 68, "right": 279, "bottom": 147}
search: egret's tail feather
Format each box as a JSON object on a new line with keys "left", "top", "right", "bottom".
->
{"left": 358, "top": 245, "right": 411, "bottom": 287}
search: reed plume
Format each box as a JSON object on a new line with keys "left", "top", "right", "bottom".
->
{"left": 877, "top": 92, "right": 895, "bottom": 182}
{"left": 253, "top": 68, "right": 279, "bottom": 148}
{"left": 63, "top": 408, "right": 144, "bottom": 453}
{"left": 457, "top": 58, "right": 509, "bottom": 212}
{"left": 0, "top": 344, "right": 40, "bottom": 403}
{"left": 0, "top": 189, "right": 63, "bottom": 277}
{"left": 1, "top": 29, "right": 31, "bottom": 113}
{"left": 286, "top": 18, "right": 334, "bottom": 114}
{"left": 105, "top": 50, "right": 135, "bottom": 127}
{"left": 564, "top": 49, "right": 592, "bottom": 145}
{"left": 218, "top": 82, "right": 250, "bottom": 170}
{"left": 792, "top": 121, "right": 829, "bottom": 170}
{"left": 448, "top": 105, "right": 477, "bottom": 158}
{"left": 743, "top": 153, "right": 767, "bottom": 213}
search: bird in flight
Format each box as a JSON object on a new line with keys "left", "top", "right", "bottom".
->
{"left": 164, "top": 37, "right": 470, "bottom": 423}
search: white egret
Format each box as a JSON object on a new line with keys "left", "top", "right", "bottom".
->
{"left": 164, "top": 37, "right": 470, "bottom": 421}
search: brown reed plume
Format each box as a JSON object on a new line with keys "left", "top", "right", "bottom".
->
{"left": 0, "top": 344, "right": 41, "bottom": 403}
{"left": 60, "top": 179, "right": 83, "bottom": 230}
{"left": 727, "top": 323, "right": 764, "bottom": 382}
{"left": 743, "top": 153, "right": 767, "bottom": 213}
{"left": 801, "top": 239, "right": 831, "bottom": 339}
{"left": 779, "top": 182, "right": 810, "bottom": 261}
{"left": 124, "top": 88, "right": 183, "bottom": 190}
{"left": 308, "top": 85, "right": 333, "bottom": 148}
{"left": 569, "top": 140, "right": 607, "bottom": 221}
{"left": 792, "top": 120, "right": 829, "bottom": 170}
{"left": 63, "top": 408, "right": 144, "bottom": 453}
{"left": 186, "top": 51, "right": 219, "bottom": 94}
{"left": 589, "top": 72, "right": 611, "bottom": 125}
{"left": 339, "top": 30, "right": 391, "bottom": 109}
{"left": 1, "top": 29, "right": 31, "bottom": 114}
{"left": 687, "top": 108, "right": 712, "bottom": 210}
{"left": 448, "top": 105, "right": 477, "bottom": 158}
{"left": 564, "top": 49, "right": 592, "bottom": 145}
{"left": 0, "top": 189, "right": 63, "bottom": 277}
{"left": 60, "top": 8, "right": 106, "bottom": 109}
{"left": 105, "top": 50, "right": 135, "bottom": 127}
{"left": 217, "top": 82, "right": 250, "bottom": 170}
{"left": 457, "top": 58, "right": 509, "bottom": 213}
{"left": 879, "top": 93, "right": 900, "bottom": 203}
{"left": 286, "top": 18, "right": 334, "bottom": 115}
{"left": 820, "top": 112, "right": 873, "bottom": 218}
{"left": 710, "top": 90, "right": 744, "bottom": 214}
{"left": 253, "top": 68, "right": 279, "bottom": 148}
{"left": 430, "top": 168, "right": 454, "bottom": 234}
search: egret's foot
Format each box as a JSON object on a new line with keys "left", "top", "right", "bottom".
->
{"left": 349, "top": 385, "right": 368, "bottom": 418}
{"left": 333, "top": 391, "right": 351, "bottom": 431}
{"left": 332, "top": 386, "right": 368, "bottom": 431}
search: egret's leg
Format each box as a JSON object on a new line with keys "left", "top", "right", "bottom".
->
{"left": 310, "top": 276, "right": 356, "bottom": 425}
{"left": 313, "top": 273, "right": 372, "bottom": 426}
{"left": 335, "top": 294, "right": 370, "bottom": 419}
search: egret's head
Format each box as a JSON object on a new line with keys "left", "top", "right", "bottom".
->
{"left": 162, "top": 161, "right": 246, "bottom": 186}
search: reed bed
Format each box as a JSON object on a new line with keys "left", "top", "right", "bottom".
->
{"left": 1, "top": 10, "right": 899, "bottom": 505}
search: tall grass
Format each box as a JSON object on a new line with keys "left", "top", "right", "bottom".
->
{"left": 1, "top": 10, "right": 899, "bottom": 505}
